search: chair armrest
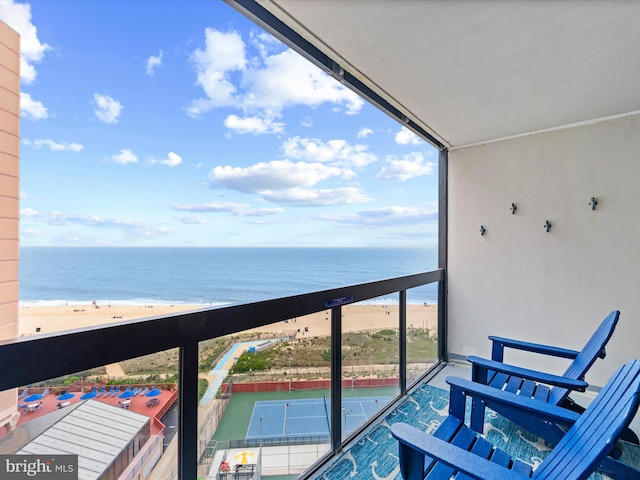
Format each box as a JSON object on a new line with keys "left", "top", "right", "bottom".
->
{"left": 446, "top": 376, "right": 581, "bottom": 426}
{"left": 467, "top": 355, "right": 588, "bottom": 391}
{"left": 390, "top": 422, "right": 527, "bottom": 480}
{"left": 489, "top": 335, "right": 580, "bottom": 362}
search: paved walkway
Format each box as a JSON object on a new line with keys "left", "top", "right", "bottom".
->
{"left": 199, "top": 341, "right": 268, "bottom": 407}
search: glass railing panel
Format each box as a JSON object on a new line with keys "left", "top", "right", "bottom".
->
{"left": 0, "top": 355, "right": 177, "bottom": 480}
{"left": 406, "top": 284, "right": 439, "bottom": 386}
{"left": 6, "top": 272, "right": 442, "bottom": 479}
{"left": 200, "top": 317, "right": 331, "bottom": 479}
{"left": 341, "top": 298, "right": 400, "bottom": 441}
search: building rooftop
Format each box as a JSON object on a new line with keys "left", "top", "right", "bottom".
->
{"left": 1, "top": 400, "right": 150, "bottom": 480}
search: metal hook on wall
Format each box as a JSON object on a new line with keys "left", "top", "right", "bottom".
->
{"left": 589, "top": 197, "right": 598, "bottom": 210}
{"left": 510, "top": 203, "right": 517, "bottom": 214}
{"left": 479, "top": 225, "right": 486, "bottom": 236}
{"left": 544, "top": 220, "right": 552, "bottom": 232}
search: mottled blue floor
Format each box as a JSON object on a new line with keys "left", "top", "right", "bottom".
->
{"left": 314, "top": 373, "right": 640, "bottom": 480}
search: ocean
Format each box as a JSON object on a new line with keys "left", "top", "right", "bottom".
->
{"left": 19, "top": 247, "right": 438, "bottom": 307}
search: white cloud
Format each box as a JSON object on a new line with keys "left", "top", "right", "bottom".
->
{"left": 331, "top": 206, "right": 438, "bottom": 226}
{"left": 207, "top": 152, "right": 370, "bottom": 207}
{"left": 172, "top": 201, "right": 283, "bottom": 217}
{"left": 94, "top": 93, "right": 123, "bottom": 124}
{"left": 173, "top": 201, "right": 249, "bottom": 214}
{"left": 20, "top": 191, "right": 37, "bottom": 200}
{"left": 20, "top": 208, "right": 169, "bottom": 232}
{"left": 249, "top": 30, "right": 282, "bottom": 58}
{"left": 150, "top": 152, "right": 182, "bottom": 167}
{"left": 224, "top": 114, "right": 284, "bottom": 135}
{"left": 177, "top": 216, "right": 205, "bottom": 224}
{"left": 262, "top": 187, "right": 371, "bottom": 206}
{"left": 209, "top": 160, "right": 345, "bottom": 193}
{"left": 110, "top": 149, "right": 138, "bottom": 164}
{"left": 20, "top": 92, "right": 48, "bottom": 120}
{"left": 21, "top": 210, "right": 176, "bottom": 241}
{"left": 20, "top": 228, "right": 41, "bottom": 237}
{"left": 0, "top": 1, "right": 51, "bottom": 85}
{"left": 20, "top": 207, "right": 39, "bottom": 217}
{"left": 187, "top": 28, "right": 246, "bottom": 116}
{"left": 376, "top": 152, "right": 434, "bottom": 181}
{"left": 357, "top": 127, "right": 373, "bottom": 139}
{"left": 243, "top": 207, "right": 284, "bottom": 216}
{"left": 146, "top": 50, "right": 163, "bottom": 75}
{"left": 282, "top": 137, "right": 376, "bottom": 168}
{"left": 23, "top": 138, "right": 83, "bottom": 152}
{"left": 395, "top": 127, "right": 423, "bottom": 145}
{"left": 244, "top": 49, "right": 363, "bottom": 114}
{"left": 187, "top": 28, "right": 364, "bottom": 126}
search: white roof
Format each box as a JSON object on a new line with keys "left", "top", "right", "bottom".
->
{"left": 13, "top": 400, "right": 149, "bottom": 480}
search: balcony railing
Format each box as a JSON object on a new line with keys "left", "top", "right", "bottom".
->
{"left": 0, "top": 269, "right": 444, "bottom": 479}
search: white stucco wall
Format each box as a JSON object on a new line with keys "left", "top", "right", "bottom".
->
{"left": 447, "top": 114, "right": 640, "bottom": 387}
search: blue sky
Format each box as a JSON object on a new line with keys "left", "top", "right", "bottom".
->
{"left": 3, "top": 0, "right": 438, "bottom": 248}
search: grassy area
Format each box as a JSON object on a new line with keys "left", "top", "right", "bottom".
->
{"left": 119, "top": 337, "right": 234, "bottom": 376}
{"left": 109, "top": 328, "right": 434, "bottom": 414}
{"left": 230, "top": 327, "right": 436, "bottom": 375}
{"left": 114, "top": 328, "right": 435, "bottom": 388}
{"left": 198, "top": 378, "right": 209, "bottom": 403}
{"left": 212, "top": 386, "right": 399, "bottom": 442}
{"left": 407, "top": 327, "right": 438, "bottom": 362}
{"left": 198, "top": 338, "right": 235, "bottom": 372}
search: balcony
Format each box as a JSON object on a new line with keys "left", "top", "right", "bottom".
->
{"left": 0, "top": 269, "right": 444, "bottom": 479}
{"left": 3, "top": 1, "right": 640, "bottom": 479}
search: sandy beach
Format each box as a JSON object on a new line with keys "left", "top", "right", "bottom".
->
{"left": 19, "top": 303, "right": 438, "bottom": 338}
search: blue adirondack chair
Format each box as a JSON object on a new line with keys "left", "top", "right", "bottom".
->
{"left": 446, "top": 372, "right": 640, "bottom": 478}
{"left": 466, "top": 310, "right": 619, "bottom": 434}
{"left": 391, "top": 359, "right": 640, "bottom": 480}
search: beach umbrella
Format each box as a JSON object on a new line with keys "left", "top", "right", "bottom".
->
{"left": 119, "top": 391, "right": 135, "bottom": 399}
{"left": 145, "top": 388, "right": 161, "bottom": 397}
{"left": 23, "top": 394, "right": 43, "bottom": 402}
{"left": 57, "top": 393, "right": 75, "bottom": 401}
{"left": 234, "top": 451, "right": 255, "bottom": 465}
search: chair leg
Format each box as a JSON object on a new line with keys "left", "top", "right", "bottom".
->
{"left": 470, "top": 398, "right": 485, "bottom": 433}
{"left": 448, "top": 383, "right": 467, "bottom": 421}
{"left": 470, "top": 364, "right": 488, "bottom": 433}
{"left": 397, "top": 441, "right": 427, "bottom": 480}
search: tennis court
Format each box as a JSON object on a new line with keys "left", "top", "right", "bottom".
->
{"left": 246, "top": 396, "right": 389, "bottom": 441}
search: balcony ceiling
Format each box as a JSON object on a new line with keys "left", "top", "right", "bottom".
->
{"left": 233, "top": 0, "right": 640, "bottom": 149}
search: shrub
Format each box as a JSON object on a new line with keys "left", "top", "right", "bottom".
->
{"left": 230, "top": 353, "right": 267, "bottom": 374}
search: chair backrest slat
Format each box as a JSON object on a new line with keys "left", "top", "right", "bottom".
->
{"left": 534, "top": 359, "right": 640, "bottom": 480}
{"left": 548, "top": 310, "right": 619, "bottom": 406}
